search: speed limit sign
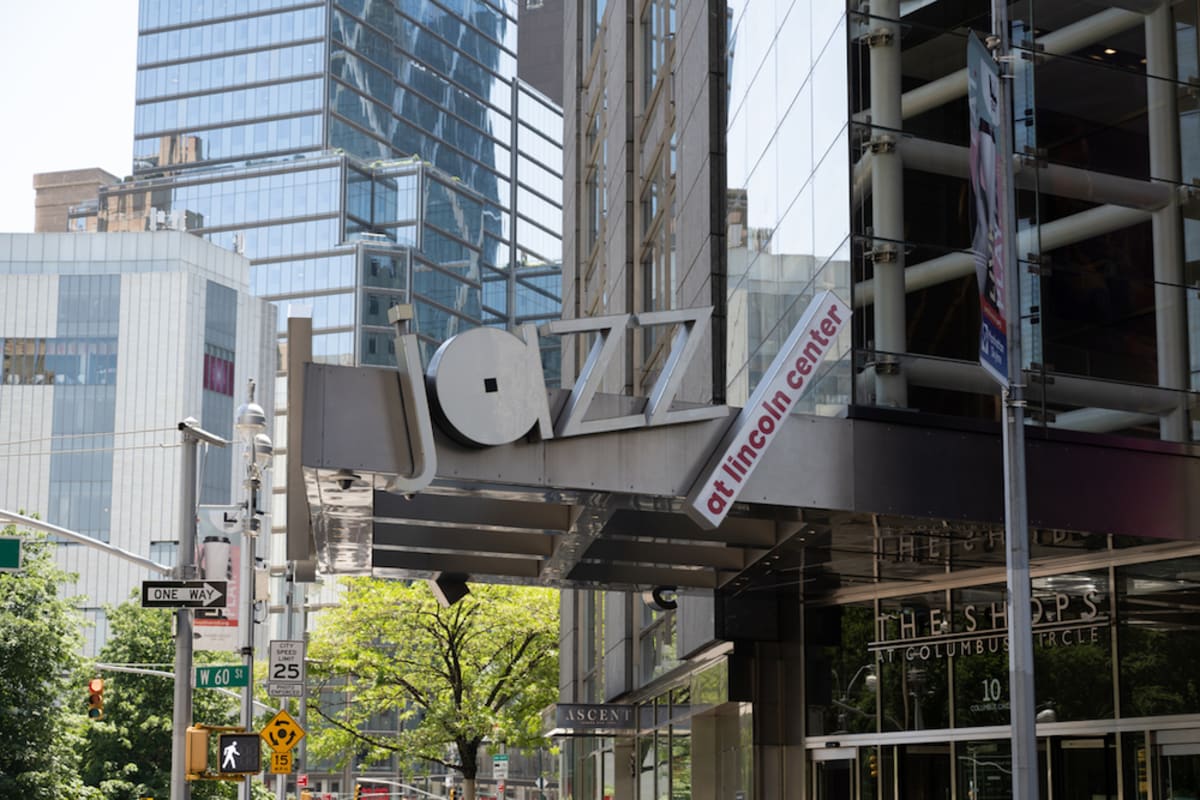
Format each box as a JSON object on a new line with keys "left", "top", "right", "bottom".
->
{"left": 267, "top": 639, "right": 305, "bottom": 697}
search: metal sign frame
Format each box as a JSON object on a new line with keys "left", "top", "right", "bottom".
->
{"left": 141, "top": 580, "right": 228, "bottom": 608}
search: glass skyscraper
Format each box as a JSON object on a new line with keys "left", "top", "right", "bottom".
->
{"left": 106, "top": 0, "right": 564, "bottom": 367}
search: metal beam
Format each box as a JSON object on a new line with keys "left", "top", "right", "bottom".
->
{"left": 373, "top": 522, "right": 557, "bottom": 557}
{"left": 602, "top": 509, "right": 781, "bottom": 547}
{"left": 854, "top": 138, "right": 1173, "bottom": 213}
{"left": 584, "top": 538, "right": 747, "bottom": 570}
{"left": 568, "top": 562, "right": 721, "bottom": 589}
{"left": 895, "top": 8, "right": 1144, "bottom": 120}
{"left": 0, "top": 508, "right": 172, "bottom": 575}
{"left": 374, "top": 491, "right": 572, "bottom": 531}
{"left": 372, "top": 549, "right": 542, "bottom": 578}
{"left": 855, "top": 203, "right": 1151, "bottom": 308}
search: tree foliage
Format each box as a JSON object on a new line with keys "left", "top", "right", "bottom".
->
{"left": 0, "top": 526, "right": 94, "bottom": 799}
{"left": 78, "top": 597, "right": 246, "bottom": 800}
{"left": 307, "top": 579, "right": 558, "bottom": 793}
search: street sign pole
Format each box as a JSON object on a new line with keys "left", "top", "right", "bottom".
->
{"left": 172, "top": 419, "right": 228, "bottom": 800}
{"left": 989, "top": 3, "right": 1039, "bottom": 799}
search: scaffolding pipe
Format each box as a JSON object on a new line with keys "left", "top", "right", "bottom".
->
{"left": 1145, "top": 6, "right": 1190, "bottom": 441}
{"left": 869, "top": 0, "right": 908, "bottom": 407}
{"left": 895, "top": 7, "right": 1144, "bottom": 120}
{"left": 854, "top": 203, "right": 1152, "bottom": 307}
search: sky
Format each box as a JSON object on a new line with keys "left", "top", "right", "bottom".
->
{"left": 0, "top": 1, "right": 139, "bottom": 233}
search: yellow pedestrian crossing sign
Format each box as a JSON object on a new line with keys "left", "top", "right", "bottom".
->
{"left": 261, "top": 708, "right": 306, "bottom": 753}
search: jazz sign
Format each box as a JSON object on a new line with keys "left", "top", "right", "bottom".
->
{"left": 384, "top": 293, "right": 849, "bottom": 529}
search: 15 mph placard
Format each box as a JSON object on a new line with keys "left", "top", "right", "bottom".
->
{"left": 267, "top": 639, "right": 305, "bottom": 697}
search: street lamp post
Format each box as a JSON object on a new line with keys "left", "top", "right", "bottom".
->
{"left": 172, "top": 418, "right": 228, "bottom": 800}
{"left": 236, "top": 381, "right": 272, "bottom": 800}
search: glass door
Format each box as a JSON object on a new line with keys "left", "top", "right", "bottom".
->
{"left": 813, "top": 750, "right": 855, "bottom": 800}
{"left": 903, "top": 744, "right": 951, "bottom": 800}
{"left": 1159, "top": 732, "right": 1200, "bottom": 800}
{"left": 1051, "top": 736, "right": 1116, "bottom": 800}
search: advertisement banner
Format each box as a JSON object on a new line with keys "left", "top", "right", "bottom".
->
{"left": 195, "top": 504, "right": 242, "bottom": 652}
{"left": 968, "top": 31, "right": 1008, "bottom": 386}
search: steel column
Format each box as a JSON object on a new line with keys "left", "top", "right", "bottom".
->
{"left": 868, "top": 0, "right": 907, "bottom": 407}
{"left": 1146, "top": 4, "right": 1189, "bottom": 441}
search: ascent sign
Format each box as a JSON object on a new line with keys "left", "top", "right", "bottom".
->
{"left": 685, "top": 291, "right": 851, "bottom": 529}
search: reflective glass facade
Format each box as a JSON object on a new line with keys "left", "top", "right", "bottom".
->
{"left": 121, "top": 0, "right": 564, "bottom": 368}
{"left": 725, "top": 0, "right": 1200, "bottom": 440}
{"left": 561, "top": 2, "right": 1200, "bottom": 800}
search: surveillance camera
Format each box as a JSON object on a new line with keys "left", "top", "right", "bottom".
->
{"left": 332, "top": 469, "right": 360, "bottom": 491}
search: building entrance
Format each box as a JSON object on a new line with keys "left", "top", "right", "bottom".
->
{"left": 1158, "top": 730, "right": 1200, "bottom": 800}
{"left": 815, "top": 735, "right": 1136, "bottom": 800}
{"left": 812, "top": 751, "right": 853, "bottom": 800}
{"left": 1049, "top": 736, "right": 1116, "bottom": 800}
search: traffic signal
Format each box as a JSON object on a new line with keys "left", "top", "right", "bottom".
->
{"left": 185, "top": 726, "right": 210, "bottom": 775}
{"left": 354, "top": 785, "right": 363, "bottom": 800}
{"left": 216, "top": 733, "right": 261, "bottom": 774}
{"left": 86, "top": 677, "right": 105, "bottom": 720}
{"left": 448, "top": 789, "right": 457, "bottom": 800}
{"left": 868, "top": 752, "right": 878, "bottom": 778}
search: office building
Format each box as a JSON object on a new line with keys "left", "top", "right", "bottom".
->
{"left": 33, "top": 169, "right": 121, "bottom": 233}
{"left": 116, "top": 0, "right": 564, "bottom": 363}
{"left": 275, "top": 0, "right": 1200, "bottom": 798}
{"left": 96, "top": 2, "right": 565, "bottom": 600}
{"left": 0, "top": 232, "right": 275, "bottom": 654}
{"left": 65, "top": 1, "right": 566, "bottom": 793}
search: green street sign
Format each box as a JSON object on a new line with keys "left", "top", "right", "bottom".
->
{"left": 196, "top": 664, "right": 250, "bottom": 688}
{"left": 0, "top": 537, "right": 21, "bottom": 572}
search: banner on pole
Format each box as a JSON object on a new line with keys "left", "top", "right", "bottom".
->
{"left": 968, "top": 31, "right": 1008, "bottom": 386}
{"left": 194, "top": 505, "right": 242, "bottom": 652}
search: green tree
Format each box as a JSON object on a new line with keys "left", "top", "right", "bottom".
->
{"left": 78, "top": 596, "right": 262, "bottom": 799}
{"left": 308, "top": 579, "right": 559, "bottom": 800}
{"left": 0, "top": 525, "right": 95, "bottom": 800}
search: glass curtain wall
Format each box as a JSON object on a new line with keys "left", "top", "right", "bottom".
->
{"left": 723, "top": 0, "right": 854, "bottom": 414}
{"left": 803, "top": 517, "right": 1200, "bottom": 800}
{"left": 846, "top": 0, "right": 1200, "bottom": 441}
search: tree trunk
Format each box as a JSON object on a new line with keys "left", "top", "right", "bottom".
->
{"left": 464, "top": 777, "right": 477, "bottom": 800}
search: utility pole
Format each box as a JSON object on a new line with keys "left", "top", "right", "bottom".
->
{"left": 276, "top": 563, "right": 294, "bottom": 800}
{"left": 172, "top": 419, "right": 228, "bottom": 800}
{"left": 236, "top": 381, "right": 272, "bottom": 800}
{"left": 990, "top": 2, "right": 1039, "bottom": 799}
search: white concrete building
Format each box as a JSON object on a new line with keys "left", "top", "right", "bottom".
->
{"left": 0, "top": 231, "right": 275, "bottom": 654}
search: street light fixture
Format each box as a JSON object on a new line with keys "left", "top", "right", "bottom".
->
{"left": 834, "top": 664, "right": 877, "bottom": 732}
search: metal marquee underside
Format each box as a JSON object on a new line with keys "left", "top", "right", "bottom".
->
{"left": 294, "top": 362, "right": 1200, "bottom": 593}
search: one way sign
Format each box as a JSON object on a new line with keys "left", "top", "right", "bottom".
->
{"left": 141, "top": 580, "right": 228, "bottom": 608}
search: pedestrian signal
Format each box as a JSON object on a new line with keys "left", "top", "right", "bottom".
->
{"left": 87, "top": 677, "right": 105, "bottom": 720}
{"left": 217, "top": 733, "right": 261, "bottom": 774}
